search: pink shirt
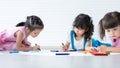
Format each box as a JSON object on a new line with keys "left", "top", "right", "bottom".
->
{"left": 0, "top": 27, "right": 31, "bottom": 51}
{"left": 111, "top": 38, "right": 120, "bottom": 47}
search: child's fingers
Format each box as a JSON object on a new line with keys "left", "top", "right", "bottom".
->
{"left": 35, "top": 44, "right": 41, "bottom": 50}
{"left": 61, "top": 45, "right": 64, "bottom": 50}
{"left": 97, "top": 47, "right": 102, "bottom": 52}
{"left": 61, "top": 45, "right": 66, "bottom": 50}
{"left": 33, "top": 45, "right": 40, "bottom": 50}
{"left": 98, "top": 46, "right": 107, "bottom": 52}
{"left": 36, "top": 45, "right": 41, "bottom": 50}
{"left": 91, "top": 47, "right": 99, "bottom": 52}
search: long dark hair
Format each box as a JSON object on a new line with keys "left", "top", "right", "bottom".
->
{"left": 99, "top": 11, "right": 120, "bottom": 40}
{"left": 16, "top": 15, "right": 44, "bottom": 32}
{"left": 73, "top": 13, "right": 94, "bottom": 40}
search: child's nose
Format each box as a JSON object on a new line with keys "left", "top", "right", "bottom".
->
{"left": 76, "top": 30, "right": 80, "bottom": 32}
{"left": 110, "top": 31, "right": 114, "bottom": 35}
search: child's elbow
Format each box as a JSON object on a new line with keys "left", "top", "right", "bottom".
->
{"left": 16, "top": 46, "right": 22, "bottom": 51}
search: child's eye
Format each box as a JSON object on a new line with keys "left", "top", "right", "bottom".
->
{"left": 106, "top": 30, "right": 110, "bottom": 32}
{"left": 113, "top": 28, "right": 117, "bottom": 31}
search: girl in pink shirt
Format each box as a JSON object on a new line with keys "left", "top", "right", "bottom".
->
{"left": 98, "top": 11, "right": 120, "bottom": 52}
{"left": 0, "top": 15, "right": 44, "bottom": 51}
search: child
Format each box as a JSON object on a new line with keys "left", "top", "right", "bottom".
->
{"left": 98, "top": 11, "right": 120, "bottom": 52}
{"left": 61, "top": 13, "right": 94, "bottom": 51}
{"left": 0, "top": 15, "right": 44, "bottom": 51}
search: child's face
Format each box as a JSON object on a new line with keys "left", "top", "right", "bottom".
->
{"left": 105, "top": 25, "right": 120, "bottom": 39}
{"left": 74, "top": 27, "right": 85, "bottom": 37}
{"left": 30, "top": 29, "right": 42, "bottom": 38}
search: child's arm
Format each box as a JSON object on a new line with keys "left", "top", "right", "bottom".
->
{"left": 86, "top": 40, "right": 100, "bottom": 52}
{"left": 22, "top": 38, "right": 31, "bottom": 46}
{"left": 85, "top": 40, "right": 92, "bottom": 50}
{"left": 108, "top": 47, "right": 120, "bottom": 53}
{"left": 15, "top": 31, "right": 39, "bottom": 51}
{"left": 98, "top": 45, "right": 120, "bottom": 53}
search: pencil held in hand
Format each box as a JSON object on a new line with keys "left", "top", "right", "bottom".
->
{"left": 61, "top": 43, "right": 67, "bottom": 50}
{"left": 35, "top": 44, "right": 41, "bottom": 50}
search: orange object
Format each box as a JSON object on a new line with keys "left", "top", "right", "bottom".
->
{"left": 82, "top": 50, "right": 90, "bottom": 54}
{"left": 90, "top": 51, "right": 108, "bottom": 56}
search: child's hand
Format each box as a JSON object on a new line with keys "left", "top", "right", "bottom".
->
{"left": 98, "top": 45, "right": 108, "bottom": 52}
{"left": 61, "top": 45, "right": 67, "bottom": 51}
{"left": 90, "top": 47, "right": 99, "bottom": 52}
{"left": 32, "top": 45, "right": 40, "bottom": 50}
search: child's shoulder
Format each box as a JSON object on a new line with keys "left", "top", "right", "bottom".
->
{"left": 13, "top": 26, "right": 25, "bottom": 31}
{"left": 5, "top": 26, "right": 25, "bottom": 34}
{"left": 12, "top": 27, "right": 26, "bottom": 38}
{"left": 14, "top": 27, "right": 26, "bottom": 34}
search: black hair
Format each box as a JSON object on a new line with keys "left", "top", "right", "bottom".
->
{"left": 16, "top": 15, "right": 44, "bottom": 32}
{"left": 73, "top": 13, "right": 94, "bottom": 40}
{"left": 99, "top": 11, "right": 120, "bottom": 40}
{"left": 16, "top": 22, "right": 25, "bottom": 27}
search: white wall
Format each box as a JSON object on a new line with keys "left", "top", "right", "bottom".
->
{"left": 0, "top": 0, "right": 119, "bottom": 46}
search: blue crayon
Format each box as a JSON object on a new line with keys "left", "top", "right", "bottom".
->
{"left": 9, "top": 51, "right": 19, "bottom": 53}
{"left": 56, "top": 53, "right": 70, "bottom": 55}
{"left": 69, "top": 49, "right": 77, "bottom": 52}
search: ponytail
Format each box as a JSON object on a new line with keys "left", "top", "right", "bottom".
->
{"left": 16, "top": 15, "right": 44, "bottom": 32}
{"left": 16, "top": 22, "right": 25, "bottom": 27}
{"left": 99, "top": 19, "right": 105, "bottom": 40}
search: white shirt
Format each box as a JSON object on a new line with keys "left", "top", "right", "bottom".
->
{"left": 67, "top": 33, "right": 84, "bottom": 50}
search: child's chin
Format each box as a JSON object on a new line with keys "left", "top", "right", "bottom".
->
{"left": 32, "top": 36, "right": 36, "bottom": 38}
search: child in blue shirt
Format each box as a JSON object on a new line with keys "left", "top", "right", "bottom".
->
{"left": 61, "top": 13, "right": 94, "bottom": 51}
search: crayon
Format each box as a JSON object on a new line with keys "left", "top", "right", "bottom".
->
{"left": 9, "top": 51, "right": 19, "bottom": 53}
{"left": 56, "top": 53, "right": 70, "bottom": 55}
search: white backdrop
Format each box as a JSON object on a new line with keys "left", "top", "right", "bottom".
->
{"left": 0, "top": 0, "right": 119, "bottom": 46}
